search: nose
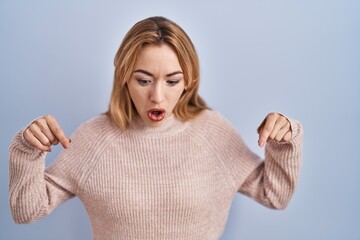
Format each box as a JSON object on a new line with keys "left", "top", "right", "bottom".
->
{"left": 150, "top": 82, "right": 165, "bottom": 104}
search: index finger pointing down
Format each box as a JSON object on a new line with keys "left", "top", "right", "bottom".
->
{"left": 258, "top": 115, "right": 277, "bottom": 147}
{"left": 45, "top": 115, "right": 71, "bottom": 149}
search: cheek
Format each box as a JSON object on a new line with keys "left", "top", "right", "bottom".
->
{"left": 169, "top": 88, "right": 185, "bottom": 105}
{"left": 128, "top": 85, "right": 146, "bottom": 108}
{"left": 133, "top": 93, "right": 147, "bottom": 109}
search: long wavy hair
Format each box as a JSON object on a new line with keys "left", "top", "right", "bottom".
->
{"left": 107, "top": 16, "right": 208, "bottom": 129}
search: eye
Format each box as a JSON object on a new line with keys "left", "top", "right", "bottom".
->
{"left": 136, "top": 79, "right": 152, "bottom": 86}
{"left": 166, "top": 80, "right": 180, "bottom": 86}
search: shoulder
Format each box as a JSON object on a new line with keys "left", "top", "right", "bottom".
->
{"left": 186, "top": 109, "right": 238, "bottom": 138}
{"left": 190, "top": 109, "right": 236, "bottom": 130}
{"left": 75, "top": 114, "right": 117, "bottom": 133}
{"left": 70, "top": 114, "right": 121, "bottom": 146}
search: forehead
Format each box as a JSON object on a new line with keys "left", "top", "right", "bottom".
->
{"left": 134, "top": 44, "right": 181, "bottom": 72}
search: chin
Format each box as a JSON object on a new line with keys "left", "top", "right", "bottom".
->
{"left": 148, "top": 119, "right": 165, "bottom": 127}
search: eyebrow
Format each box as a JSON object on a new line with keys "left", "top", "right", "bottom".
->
{"left": 133, "top": 69, "right": 183, "bottom": 77}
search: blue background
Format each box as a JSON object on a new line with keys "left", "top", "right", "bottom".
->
{"left": 1, "top": 0, "right": 359, "bottom": 239}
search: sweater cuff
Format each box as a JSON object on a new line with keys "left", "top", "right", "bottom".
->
{"left": 287, "top": 118, "right": 303, "bottom": 146}
{"left": 10, "top": 130, "right": 43, "bottom": 156}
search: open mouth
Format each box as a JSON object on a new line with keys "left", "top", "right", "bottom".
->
{"left": 147, "top": 109, "right": 166, "bottom": 122}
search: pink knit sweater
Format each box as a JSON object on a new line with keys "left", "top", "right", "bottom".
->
{"left": 9, "top": 109, "right": 303, "bottom": 239}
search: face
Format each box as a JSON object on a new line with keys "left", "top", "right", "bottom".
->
{"left": 127, "top": 44, "right": 185, "bottom": 127}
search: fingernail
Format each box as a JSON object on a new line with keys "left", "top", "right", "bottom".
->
{"left": 66, "top": 139, "right": 71, "bottom": 149}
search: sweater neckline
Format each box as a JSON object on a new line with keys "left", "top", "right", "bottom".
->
{"left": 127, "top": 114, "right": 188, "bottom": 138}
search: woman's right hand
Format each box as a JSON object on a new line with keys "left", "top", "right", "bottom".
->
{"left": 23, "top": 115, "right": 71, "bottom": 152}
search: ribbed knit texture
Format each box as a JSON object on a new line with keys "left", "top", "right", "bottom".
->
{"left": 9, "top": 109, "right": 303, "bottom": 240}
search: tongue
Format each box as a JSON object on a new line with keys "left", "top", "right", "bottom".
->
{"left": 148, "top": 111, "right": 165, "bottom": 121}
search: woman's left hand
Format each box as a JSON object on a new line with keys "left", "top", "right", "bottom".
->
{"left": 257, "top": 113, "right": 292, "bottom": 147}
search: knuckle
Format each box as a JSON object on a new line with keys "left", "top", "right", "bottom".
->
{"left": 268, "top": 112, "right": 276, "bottom": 119}
{"left": 31, "top": 119, "right": 40, "bottom": 127}
{"left": 23, "top": 128, "right": 29, "bottom": 135}
{"left": 36, "top": 120, "right": 47, "bottom": 131}
{"left": 23, "top": 130, "right": 31, "bottom": 140}
{"left": 38, "top": 117, "right": 48, "bottom": 125}
{"left": 28, "top": 124, "right": 37, "bottom": 132}
{"left": 33, "top": 119, "right": 40, "bottom": 125}
{"left": 44, "top": 114, "right": 54, "bottom": 121}
{"left": 52, "top": 126, "right": 60, "bottom": 134}
{"left": 264, "top": 125, "right": 272, "bottom": 132}
{"left": 279, "top": 116, "right": 286, "bottom": 124}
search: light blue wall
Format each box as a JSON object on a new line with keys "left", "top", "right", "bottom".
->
{"left": 1, "top": 1, "right": 359, "bottom": 239}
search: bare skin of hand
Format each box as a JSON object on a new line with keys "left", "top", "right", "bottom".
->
{"left": 257, "top": 112, "right": 292, "bottom": 148}
{"left": 23, "top": 115, "right": 71, "bottom": 152}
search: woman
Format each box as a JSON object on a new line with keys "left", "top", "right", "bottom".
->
{"left": 9, "top": 16, "right": 303, "bottom": 239}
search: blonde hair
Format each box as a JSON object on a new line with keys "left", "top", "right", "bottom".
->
{"left": 107, "top": 16, "right": 208, "bottom": 129}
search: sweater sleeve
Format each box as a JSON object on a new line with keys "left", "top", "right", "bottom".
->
{"left": 238, "top": 118, "right": 303, "bottom": 209}
{"left": 8, "top": 116, "right": 106, "bottom": 224}
{"left": 9, "top": 130, "right": 74, "bottom": 224}
{"left": 204, "top": 111, "right": 303, "bottom": 209}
